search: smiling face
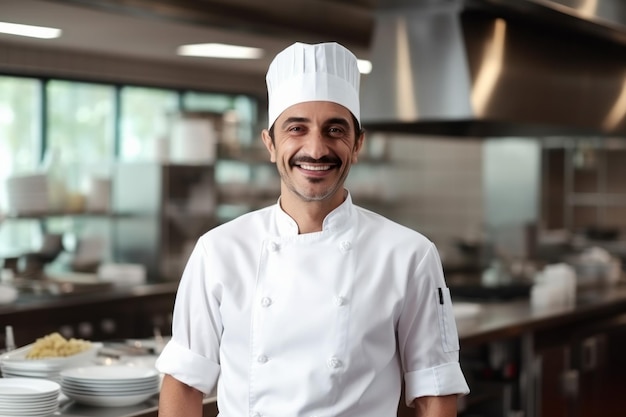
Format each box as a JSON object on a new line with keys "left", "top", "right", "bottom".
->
{"left": 262, "top": 101, "right": 364, "bottom": 210}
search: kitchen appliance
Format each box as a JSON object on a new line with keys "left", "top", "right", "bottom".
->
{"left": 361, "top": 0, "right": 626, "bottom": 137}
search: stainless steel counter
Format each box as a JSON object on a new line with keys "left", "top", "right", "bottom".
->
{"left": 456, "top": 283, "right": 626, "bottom": 346}
{"left": 3, "top": 282, "right": 626, "bottom": 417}
{"left": 56, "top": 396, "right": 160, "bottom": 417}
{"left": 54, "top": 395, "right": 218, "bottom": 417}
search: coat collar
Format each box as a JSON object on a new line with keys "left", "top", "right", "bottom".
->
{"left": 274, "top": 190, "right": 355, "bottom": 237}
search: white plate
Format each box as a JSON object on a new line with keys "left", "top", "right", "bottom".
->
{"left": 0, "top": 404, "right": 57, "bottom": 416}
{"left": 61, "top": 365, "right": 159, "bottom": 382}
{"left": 0, "top": 394, "right": 58, "bottom": 404}
{"left": 61, "top": 386, "right": 158, "bottom": 397}
{"left": 63, "top": 391, "right": 156, "bottom": 407}
{"left": 0, "top": 391, "right": 61, "bottom": 407}
{"left": 1, "top": 343, "right": 102, "bottom": 371}
{"left": 0, "top": 410, "right": 57, "bottom": 417}
{"left": 125, "top": 337, "right": 170, "bottom": 353}
{"left": 0, "top": 398, "right": 58, "bottom": 408}
{"left": 0, "top": 378, "right": 60, "bottom": 397}
{"left": 1, "top": 367, "right": 59, "bottom": 377}
{"left": 0, "top": 408, "right": 57, "bottom": 416}
{"left": 61, "top": 380, "right": 158, "bottom": 392}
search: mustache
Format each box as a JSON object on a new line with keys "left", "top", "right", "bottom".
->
{"left": 290, "top": 156, "right": 341, "bottom": 165}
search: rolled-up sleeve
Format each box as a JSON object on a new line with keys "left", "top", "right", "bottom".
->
{"left": 398, "top": 242, "right": 470, "bottom": 404}
{"left": 155, "top": 238, "right": 223, "bottom": 395}
{"left": 156, "top": 339, "right": 220, "bottom": 394}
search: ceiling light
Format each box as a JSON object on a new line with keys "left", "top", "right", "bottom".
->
{"left": 178, "top": 43, "right": 263, "bottom": 59}
{"left": 357, "top": 59, "right": 372, "bottom": 75}
{"left": 0, "top": 22, "right": 61, "bottom": 39}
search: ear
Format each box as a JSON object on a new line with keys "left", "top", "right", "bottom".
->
{"left": 261, "top": 129, "right": 277, "bottom": 163}
{"left": 351, "top": 131, "right": 365, "bottom": 164}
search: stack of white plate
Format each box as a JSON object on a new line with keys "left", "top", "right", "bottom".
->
{"left": 0, "top": 378, "right": 60, "bottom": 417}
{"left": 60, "top": 365, "right": 160, "bottom": 407}
{"left": 0, "top": 343, "right": 101, "bottom": 383}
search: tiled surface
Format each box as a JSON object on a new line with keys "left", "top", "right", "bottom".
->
{"left": 371, "top": 135, "right": 485, "bottom": 259}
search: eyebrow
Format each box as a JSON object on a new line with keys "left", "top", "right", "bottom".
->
{"left": 326, "top": 117, "right": 351, "bottom": 129}
{"left": 280, "top": 116, "right": 351, "bottom": 129}
{"left": 281, "top": 117, "right": 309, "bottom": 129}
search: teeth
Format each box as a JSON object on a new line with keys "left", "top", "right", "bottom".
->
{"left": 299, "top": 164, "right": 331, "bottom": 171}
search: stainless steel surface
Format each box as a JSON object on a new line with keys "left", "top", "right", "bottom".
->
{"left": 361, "top": 0, "right": 626, "bottom": 136}
{"left": 4, "top": 0, "right": 626, "bottom": 136}
{"left": 455, "top": 283, "right": 626, "bottom": 344}
{"left": 55, "top": 395, "right": 218, "bottom": 417}
{"left": 57, "top": 395, "right": 160, "bottom": 417}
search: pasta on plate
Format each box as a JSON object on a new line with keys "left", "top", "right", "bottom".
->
{"left": 26, "top": 332, "right": 93, "bottom": 359}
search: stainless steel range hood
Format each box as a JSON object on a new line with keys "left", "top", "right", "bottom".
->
{"left": 361, "top": 0, "right": 626, "bottom": 137}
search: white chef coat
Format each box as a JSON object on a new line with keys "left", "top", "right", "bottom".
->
{"left": 156, "top": 192, "right": 469, "bottom": 417}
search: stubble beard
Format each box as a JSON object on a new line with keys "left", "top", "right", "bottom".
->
{"left": 280, "top": 167, "right": 347, "bottom": 203}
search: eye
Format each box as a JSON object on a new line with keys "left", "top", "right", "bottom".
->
{"left": 327, "top": 126, "right": 347, "bottom": 137}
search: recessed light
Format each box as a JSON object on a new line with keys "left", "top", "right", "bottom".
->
{"left": 357, "top": 59, "right": 372, "bottom": 75}
{"left": 177, "top": 43, "right": 264, "bottom": 59}
{"left": 0, "top": 22, "right": 61, "bottom": 39}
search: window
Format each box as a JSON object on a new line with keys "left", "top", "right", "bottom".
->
{"left": 183, "top": 92, "right": 258, "bottom": 146}
{"left": 47, "top": 79, "right": 116, "bottom": 193}
{"left": 0, "top": 76, "right": 41, "bottom": 211}
{"left": 120, "top": 86, "right": 179, "bottom": 161}
{"left": 0, "top": 73, "right": 259, "bottom": 274}
{"left": 0, "top": 76, "right": 43, "bottom": 254}
{"left": 183, "top": 91, "right": 261, "bottom": 190}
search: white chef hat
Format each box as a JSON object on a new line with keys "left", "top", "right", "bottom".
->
{"left": 266, "top": 42, "right": 361, "bottom": 129}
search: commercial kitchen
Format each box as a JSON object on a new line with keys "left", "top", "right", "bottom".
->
{"left": 1, "top": 1, "right": 626, "bottom": 416}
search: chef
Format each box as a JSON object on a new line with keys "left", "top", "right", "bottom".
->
{"left": 156, "top": 41, "right": 470, "bottom": 417}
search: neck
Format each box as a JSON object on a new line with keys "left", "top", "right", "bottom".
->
{"left": 280, "top": 189, "right": 346, "bottom": 234}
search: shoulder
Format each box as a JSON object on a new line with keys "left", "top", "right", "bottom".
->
{"left": 354, "top": 204, "right": 432, "bottom": 246}
{"left": 352, "top": 204, "right": 438, "bottom": 271}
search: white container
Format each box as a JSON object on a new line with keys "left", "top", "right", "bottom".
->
{"left": 169, "top": 117, "right": 217, "bottom": 164}
{"left": 532, "top": 263, "right": 577, "bottom": 310}
{"left": 5, "top": 174, "right": 50, "bottom": 214}
{"left": 98, "top": 263, "right": 147, "bottom": 286}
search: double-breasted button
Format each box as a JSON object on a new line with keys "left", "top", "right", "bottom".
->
{"left": 334, "top": 296, "right": 347, "bottom": 306}
{"left": 327, "top": 356, "right": 342, "bottom": 369}
{"left": 339, "top": 241, "right": 352, "bottom": 252}
{"left": 268, "top": 241, "right": 279, "bottom": 252}
{"left": 257, "top": 355, "right": 268, "bottom": 364}
{"left": 260, "top": 297, "right": 272, "bottom": 307}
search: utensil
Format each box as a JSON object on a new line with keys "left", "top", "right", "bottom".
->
{"left": 4, "top": 326, "right": 15, "bottom": 352}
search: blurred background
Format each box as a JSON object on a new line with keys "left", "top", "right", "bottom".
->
{"left": 1, "top": 2, "right": 626, "bottom": 417}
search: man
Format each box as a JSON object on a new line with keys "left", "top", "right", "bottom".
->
{"left": 156, "top": 41, "right": 469, "bottom": 417}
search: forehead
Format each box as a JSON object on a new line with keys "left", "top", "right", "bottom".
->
{"left": 277, "top": 101, "right": 355, "bottom": 126}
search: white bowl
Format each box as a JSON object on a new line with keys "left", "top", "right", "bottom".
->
{"left": 0, "top": 285, "right": 18, "bottom": 304}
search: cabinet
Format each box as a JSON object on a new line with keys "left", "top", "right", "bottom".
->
{"left": 533, "top": 313, "right": 626, "bottom": 417}
{"left": 213, "top": 144, "right": 280, "bottom": 221}
{"left": 542, "top": 142, "right": 626, "bottom": 231}
{"left": 0, "top": 284, "right": 177, "bottom": 349}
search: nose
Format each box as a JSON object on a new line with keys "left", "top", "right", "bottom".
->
{"left": 302, "top": 129, "right": 329, "bottom": 160}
